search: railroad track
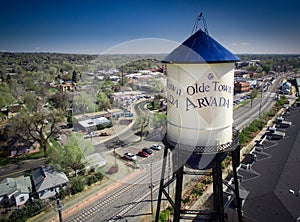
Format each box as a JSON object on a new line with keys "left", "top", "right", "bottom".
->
{"left": 65, "top": 164, "right": 163, "bottom": 222}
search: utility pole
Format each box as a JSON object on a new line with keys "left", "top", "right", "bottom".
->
{"left": 259, "top": 88, "right": 263, "bottom": 117}
{"left": 150, "top": 161, "right": 154, "bottom": 216}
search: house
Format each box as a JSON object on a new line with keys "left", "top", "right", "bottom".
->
{"left": 59, "top": 82, "right": 75, "bottom": 92}
{"left": 31, "top": 165, "right": 68, "bottom": 200}
{"left": 234, "top": 81, "right": 250, "bottom": 93}
{"left": 0, "top": 176, "right": 32, "bottom": 207}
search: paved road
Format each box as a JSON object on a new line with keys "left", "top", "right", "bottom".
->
{"left": 0, "top": 158, "right": 45, "bottom": 179}
{"left": 233, "top": 77, "right": 281, "bottom": 129}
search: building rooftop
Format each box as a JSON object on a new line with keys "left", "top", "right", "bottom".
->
{"left": 241, "top": 105, "right": 300, "bottom": 221}
{"left": 0, "top": 176, "right": 32, "bottom": 197}
{"left": 31, "top": 165, "right": 68, "bottom": 193}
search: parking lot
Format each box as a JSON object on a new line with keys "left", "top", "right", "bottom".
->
{"left": 115, "top": 140, "right": 164, "bottom": 164}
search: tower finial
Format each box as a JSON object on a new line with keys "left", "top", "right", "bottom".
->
{"left": 191, "top": 12, "right": 208, "bottom": 35}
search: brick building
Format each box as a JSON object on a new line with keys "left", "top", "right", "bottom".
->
{"left": 234, "top": 81, "right": 250, "bottom": 93}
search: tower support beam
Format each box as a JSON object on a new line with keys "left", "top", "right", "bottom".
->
{"left": 173, "top": 166, "right": 184, "bottom": 222}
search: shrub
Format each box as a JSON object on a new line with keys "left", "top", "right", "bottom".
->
{"left": 58, "top": 188, "right": 68, "bottom": 199}
{"left": 96, "top": 124, "right": 105, "bottom": 130}
{"left": 105, "top": 123, "right": 113, "bottom": 128}
{"left": 248, "top": 122, "right": 258, "bottom": 132}
{"left": 70, "top": 178, "right": 85, "bottom": 194}
{"left": 191, "top": 183, "right": 205, "bottom": 197}
{"left": 202, "top": 178, "right": 212, "bottom": 185}
{"left": 159, "top": 208, "right": 171, "bottom": 222}
{"left": 239, "top": 131, "right": 248, "bottom": 145}
{"left": 9, "top": 200, "right": 46, "bottom": 222}
{"left": 95, "top": 172, "right": 104, "bottom": 181}
{"left": 88, "top": 175, "right": 98, "bottom": 185}
{"left": 182, "top": 196, "right": 190, "bottom": 204}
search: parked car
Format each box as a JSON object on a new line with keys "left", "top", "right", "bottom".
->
{"left": 124, "top": 112, "right": 133, "bottom": 117}
{"left": 151, "top": 144, "right": 162, "bottom": 150}
{"left": 124, "top": 152, "right": 137, "bottom": 161}
{"left": 142, "top": 147, "right": 153, "bottom": 155}
{"left": 137, "top": 150, "right": 149, "bottom": 158}
{"left": 54, "top": 135, "right": 62, "bottom": 141}
{"left": 115, "top": 140, "right": 127, "bottom": 147}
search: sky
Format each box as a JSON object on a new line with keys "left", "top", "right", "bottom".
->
{"left": 0, "top": 0, "right": 300, "bottom": 54}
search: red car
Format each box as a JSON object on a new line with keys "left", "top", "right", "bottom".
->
{"left": 137, "top": 150, "right": 149, "bottom": 158}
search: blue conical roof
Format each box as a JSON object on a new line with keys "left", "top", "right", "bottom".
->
{"left": 163, "top": 29, "right": 239, "bottom": 63}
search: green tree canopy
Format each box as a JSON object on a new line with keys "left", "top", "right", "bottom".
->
{"left": 151, "top": 113, "right": 167, "bottom": 129}
{"left": 73, "top": 92, "right": 96, "bottom": 114}
{"left": 0, "top": 82, "right": 16, "bottom": 108}
{"left": 48, "top": 132, "right": 94, "bottom": 176}
{"left": 96, "top": 92, "right": 111, "bottom": 111}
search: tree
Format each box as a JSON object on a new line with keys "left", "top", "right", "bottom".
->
{"left": 99, "top": 78, "right": 114, "bottom": 96}
{"left": 96, "top": 92, "right": 111, "bottom": 111}
{"left": 72, "top": 70, "right": 77, "bottom": 83}
{"left": 148, "top": 78, "right": 165, "bottom": 93}
{"left": 151, "top": 113, "right": 167, "bottom": 129}
{"left": 262, "top": 63, "right": 272, "bottom": 73}
{"left": 0, "top": 82, "right": 15, "bottom": 108}
{"left": 50, "top": 91, "right": 71, "bottom": 112}
{"left": 48, "top": 132, "right": 94, "bottom": 176}
{"left": 135, "top": 115, "right": 150, "bottom": 141}
{"left": 23, "top": 76, "right": 38, "bottom": 91}
{"left": 11, "top": 102, "right": 64, "bottom": 158}
{"left": 48, "top": 66, "right": 57, "bottom": 75}
{"left": 23, "top": 92, "right": 39, "bottom": 112}
{"left": 73, "top": 92, "right": 96, "bottom": 114}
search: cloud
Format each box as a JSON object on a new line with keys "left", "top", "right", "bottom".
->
{"left": 102, "top": 38, "right": 179, "bottom": 54}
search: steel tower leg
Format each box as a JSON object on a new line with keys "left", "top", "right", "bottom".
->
{"left": 213, "top": 153, "right": 225, "bottom": 222}
{"left": 155, "top": 144, "right": 169, "bottom": 222}
{"left": 232, "top": 146, "right": 243, "bottom": 222}
{"left": 212, "top": 165, "right": 220, "bottom": 216}
{"left": 217, "top": 153, "right": 225, "bottom": 222}
{"left": 173, "top": 166, "right": 184, "bottom": 222}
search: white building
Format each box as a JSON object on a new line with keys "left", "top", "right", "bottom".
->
{"left": 77, "top": 117, "right": 111, "bottom": 132}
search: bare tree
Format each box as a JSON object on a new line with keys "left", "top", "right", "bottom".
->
{"left": 11, "top": 107, "right": 64, "bottom": 158}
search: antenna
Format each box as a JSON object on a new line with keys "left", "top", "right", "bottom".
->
{"left": 191, "top": 12, "right": 208, "bottom": 35}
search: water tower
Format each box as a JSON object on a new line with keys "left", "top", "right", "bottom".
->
{"left": 155, "top": 14, "right": 242, "bottom": 222}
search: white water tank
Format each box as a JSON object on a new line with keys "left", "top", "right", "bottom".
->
{"left": 163, "top": 29, "right": 239, "bottom": 169}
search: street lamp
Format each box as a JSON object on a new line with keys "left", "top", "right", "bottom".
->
{"left": 55, "top": 188, "right": 63, "bottom": 222}
{"left": 56, "top": 197, "right": 63, "bottom": 222}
